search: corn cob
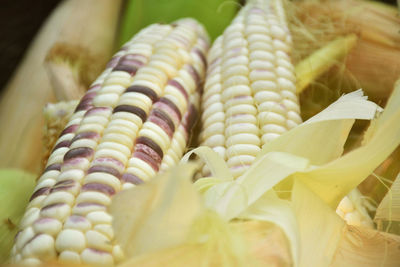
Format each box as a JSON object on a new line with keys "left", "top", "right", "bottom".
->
{"left": 336, "top": 189, "right": 374, "bottom": 228}
{"left": 11, "top": 19, "right": 209, "bottom": 266}
{"left": 200, "top": 0, "right": 302, "bottom": 178}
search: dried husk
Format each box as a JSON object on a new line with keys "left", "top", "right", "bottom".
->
{"left": 0, "top": 0, "right": 122, "bottom": 174}
{"left": 291, "top": 0, "right": 400, "bottom": 103}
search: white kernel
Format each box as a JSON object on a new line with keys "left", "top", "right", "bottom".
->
{"left": 202, "top": 102, "right": 223, "bottom": 121}
{"left": 40, "top": 203, "right": 71, "bottom": 221}
{"left": 59, "top": 250, "right": 81, "bottom": 264}
{"left": 15, "top": 227, "right": 35, "bottom": 251}
{"left": 81, "top": 248, "right": 114, "bottom": 266}
{"left": 22, "top": 234, "right": 55, "bottom": 260}
{"left": 200, "top": 122, "right": 224, "bottom": 141}
{"left": 261, "top": 133, "right": 281, "bottom": 144}
{"left": 86, "top": 230, "right": 113, "bottom": 253}
{"left": 85, "top": 172, "right": 121, "bottom": 192}
{"left": 251, "top": 80, "right": 278, "bottom": 93}
{"left": 76, "top": 192, "right": 111, "bottom": 206}
{"left": 282, "top": 99, "right": 300, "bottom": 113}
{"left": 226, "top": 123, "right": 259, "bottom": 136}
{"left": 113, "top": 245, "right": 125, "bottom": 263}
{"left": 259, "top": 111, "right": 287, "bottom": 125}
{"left": 34, "top": 178, "right": 56, "bottom": 190}
{"left": 20, "top": 208, "right": 40, "bottom": 229}
{"left": 222, "top": 75, "right": 249, "bottom": 87}
{"left": 226, "top": 104, "right": 258, "bottom": 117}
{"left": 249, "top": 69, "right": 276, "bottom": 82}
{"left": 82, "top": 115, "right": 109, "bottom": 126}
{"left": 20, "top": 258, "right": 41, "bottom": 265}
{"left": 37, "top": 170, "right": 59, "bottom": 184}
{"left": 225, "top": 114, "right": 257, "bottom": 125}
{"left": 226, "top": 144, "right": 260, "bottom": 158}
{"left": 58, "top": 169, "right": 86, "bottom": 182}
{"left": 128, "top": 157, "right": 157, "bottom": 178}
{"left": 94, "top": 224, "right": 114, "bottom": 240}
{"left": 125, "top": 167, "right": 149, "bottom": 182}
{"left": 262, "top": 124, "right": 287, "bottom": 134}
{"left": 270, "top": 25, "right": 286, "bottom": 40}
{"left": 97, "top": 142, "right": 131, "bottom": 158}
{"left": 227, "top": 155, "right": 256, "bottom": 167}
{"left": 221, "top": 85, "right": 252, "bottom": 101}
{"left": 92, "top": 93, "right": 120, "bottom": 108}
{"left": 86, "top": 211, "right": 112, "bottom": 225}
{"left": 203, "top": 112, "right": 225, "bottom": 129}
{"left": 55, "top": 229, "right": 86, "bottom": 253}
{"left": 122, "top": 183, "right": 135, "bottom": 190}
{"left": 226, "top": 133, "right": 260, "bottom": 147}
{"left": 250, "top": 50, "right": 275, "bottom": 63}
{"left": 94, "top": 149, "right": 128, "bottom": 166}
{"left": 69, "top": 139, "right": 98, "bottom": 150}
{"left": 42, "top": 191, "right": 75, "bottom": 207}
{"left": 64, "top": 215, "right": 92, "bottom": 231}
{"left": 202, "top": 134, "right": 225, "bottom": 147}
{"left": 77, "top": 123, "right": 104, "bottom": 134}
{"left": 100, "top": 84, "right": 126, "bottom": 95}
{"left": 33, "top": 217, "right": 62, "bottom": 236}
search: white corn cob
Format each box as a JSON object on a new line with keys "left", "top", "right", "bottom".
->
{"left": 200, "top": 0, "right": 302, "bottom": 178}
{"left": 336, "top": 188, "right": 375, "bottom": 228}
{"left": 12, "top": 19, "right": 209, "bottom": 266}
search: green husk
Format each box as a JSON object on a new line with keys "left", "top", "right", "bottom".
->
{"left": 0, "top": 169, "right": 36, "bottom": 263}
{"left": 118, "top": 0, "right": 239, "bottom": 45}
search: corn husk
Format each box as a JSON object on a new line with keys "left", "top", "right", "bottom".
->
{"left": 106, "top": 79, "right": 400, "bottom": 266}
{"left": 0, "top": 169, "right": 35, "bottom": 263}
{"left": 374, "top": 172, "right": 400, "bottom": 234}
{"left": 291, "top": 0, "right": 400, "bottom": 103}
{"left": 0, "top": 0, "right": 122, "bottom": 174}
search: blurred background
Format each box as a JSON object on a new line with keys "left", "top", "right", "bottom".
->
{"left": 0, "top": 0, "right": 397, "bottom": 92}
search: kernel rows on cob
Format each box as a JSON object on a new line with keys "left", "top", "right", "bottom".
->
{"left": 11, "top": 19, "right": 209, "bottom": 266}
{"left": 199, "top": 0, "right": 302, "bottom": 178}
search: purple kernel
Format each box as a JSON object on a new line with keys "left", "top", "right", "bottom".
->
{"left": 125, "top": 85, "right": 158, "bottom": 103}
{"left": 51, "top": 180, "right": 77, "bottom": 193}
{"left": 135, "top": 143, "right": 162, "bottom": 165}
{"left": 64, "top": 147, "right": 94, "bottom": 161}
{"left": 113, "top": 105, "right": 147, "bottom": 122}
{"left": 52, "top": 140, "right": 71, "bottom": 152}
{"left": 71, "top": 132, "right": 100, "bottom": 143}
{"left": 136, "top": 136, "right": 163, "bottom": 158}
{"left": 152, "top": 109, "right": 175, "bottom": 133}
{"left": 121, "top": 173, "right": 144, "bottom": 185}
{"left": 186, "top": 64, "right": 201, "bottom": 86}
{"left": 122, "top": 53, "right": 147, "bottom": 62}
{"left": 149, "top": 115, "right": 174, "bottom": 138}
{"left": 60, "top": 125, "right": 79, "bottom": 137}
{"left": 133, "top": 151, "right": 159, "bottom": 171}
{"left": 113, "top": 64, "right": 138, "bottom": 75}
{"left": 41, "top": 203, "right": 65, "bottom": 211}
{"left": 75, "top": 202, "right": 105, "bottom": 209}
{"left": 85, "top": 107, "right": 112, "bottom": 117}
{"left": 87, "top": 165, "right": 121, "bottom": 178}
{"left": 183, "top": 104, "right": 198, "bottom": 132}
{"left": 82, "top": 183, "right": 115, "bottom": 195}
{"left": 106, "top": 56, "right": 121, "bottom": 68}
{"left": 86, "top": 84, "right": 101, "bottom": 93}
{"left": 193, "top": 48, "right": 207, "bottom": 67}
{"left": 30, "top": 187, "right": 50, "bottom": 201}
{"left": 68, "top": 215, "right": 87, "bottom": 223}
{"left": 168, "top": 80, "right": 188, "bottom": 101}
{"left": 75, "top": 99, "right": 93, "bottom": 112}
{"left": 92, "top": 157, "right": 125, "bottom": 170}
{"left": 159, "top": 98, "right": 182, "bottom": 120}
{"left": 44, "top": 163, "right": 61, "bottom": 172}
